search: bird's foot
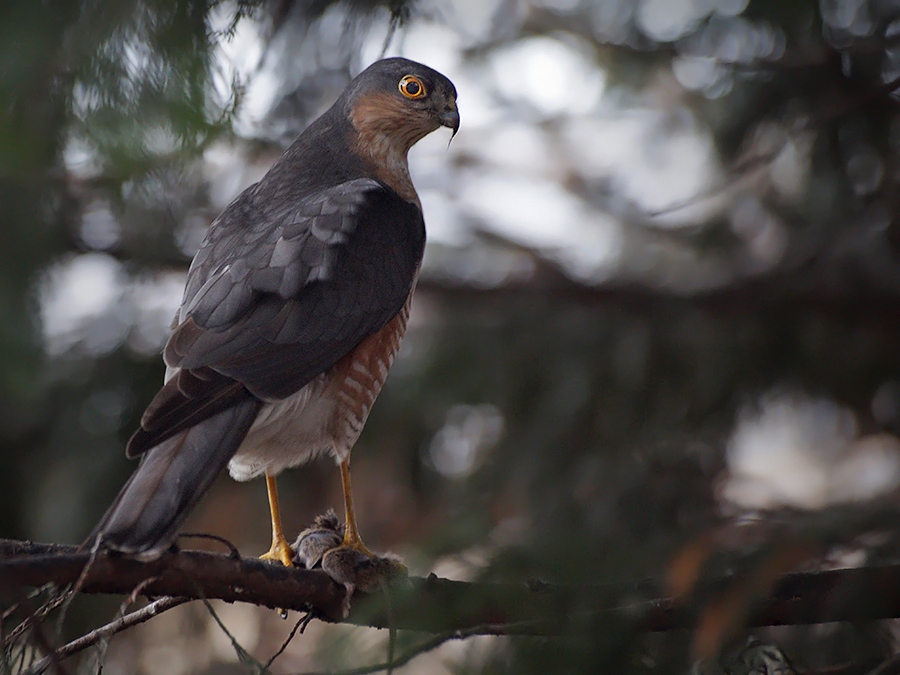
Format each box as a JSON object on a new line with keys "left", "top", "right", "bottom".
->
{"left": 260, "top": 533, "right": 295, "bottom": 567}
{"left": 292, "top": 510, "right": 408, "bottom": 617}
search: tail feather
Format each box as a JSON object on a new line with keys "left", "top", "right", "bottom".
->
{"left": 92, "top": 395, "right": 262, "bottom": 559}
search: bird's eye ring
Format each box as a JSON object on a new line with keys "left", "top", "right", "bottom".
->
{"left": 399, "top": 75, "right": 426, "bottom": 99}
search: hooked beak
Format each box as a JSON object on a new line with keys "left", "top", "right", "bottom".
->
{"left": 438, "top": 103, "right": 459, "bottom": 141}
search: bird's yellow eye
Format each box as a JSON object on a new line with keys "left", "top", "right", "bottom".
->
{"left": 398, "top": 75, "right": 426, "bottom": 99}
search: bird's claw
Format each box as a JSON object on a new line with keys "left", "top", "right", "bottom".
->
{"left": 260, "top": 534, "right": 295, "bottom": 567}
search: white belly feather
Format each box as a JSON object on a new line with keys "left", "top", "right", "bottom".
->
{"left": 164, "top": 366, "right": 338, "bottom": 482}
{"left": 227, "top": 374, "right": 336, "bottom": 481}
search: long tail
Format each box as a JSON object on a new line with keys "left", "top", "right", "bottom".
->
{"left": 91, "top": 395, "right": 263, "bottom": 559}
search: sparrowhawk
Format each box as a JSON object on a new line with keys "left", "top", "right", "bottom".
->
{"left": 91, "top": 58, "right": 459, "bottom": 579}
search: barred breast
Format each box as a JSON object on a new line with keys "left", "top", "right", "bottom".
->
{"left": 324, "top": 293, "right": 412, "bottom": 458}
{"left": 227, "top": 293, "right": 414, "bottom": 481}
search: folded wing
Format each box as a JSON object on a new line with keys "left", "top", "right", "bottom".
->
{"left": 128, "top": 178, "right": 425, "bottom": 455}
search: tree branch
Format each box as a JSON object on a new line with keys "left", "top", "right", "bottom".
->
{"left": 0, "top": 540, "right": 348, "bottom": 623}
{"left": 4, "top": 538, "right": 900, "bottom": 637}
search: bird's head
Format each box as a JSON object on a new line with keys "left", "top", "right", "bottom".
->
{"left": 344, "top": 57, "right": 459, "bottom": 157}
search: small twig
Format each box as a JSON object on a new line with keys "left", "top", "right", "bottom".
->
{"left": 3, "top": 535, "right": 105, "bottom": 659}
{"left": 13, "top": 590, "right": 68, "bottom": 675}
{"left": 647, "top": 63, "right": 900, "bottom": 222}
{"left": 645, "top": 149, "right": 779, "bottom": 218}
{"left": 296, "top": 620, "right": 536, "bottom": 675}
{"left": 22, "top": 597, "right": 188, "bottom": 675}
{"left": 178, "top": 533, "right": 242, "bottom": 560}
{"left": 88, "top": 576, "right": 163, "bottom": 671}
{"left": 3, "top": 586, "right": 62, "bottom": 648}
{"left": 7, "top": 640, "right": 30, "bottom": 674}
{"left": 169, "top": 559, "right": 276, "bottom": 673}
{"left": 68, "top": 537, "right": 99, "bottom": 599}
{"left": 264, "top": 611, "right": 314, "bottom": 671}
{"left": 48, "top": 535, "right": 102, "bottom": 651}
{"left": 378, "top": 5, "right": 405, "bottom": 59}
{"left": 197, "top": 594, "right": 268, "bottom": 672}
{"left": 44, "top": 592, "right": 74, "bottom": 644}
{"left": 12, "top": 644, "right": 30, "bottom": 674}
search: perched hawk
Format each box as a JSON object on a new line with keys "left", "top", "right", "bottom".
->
{"left": 93, "top": 58, "right": 459, "bottom": 574}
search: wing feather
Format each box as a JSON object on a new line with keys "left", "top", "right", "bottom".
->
{"left": 143, "top": 177, "right": 423, "bottom": 433}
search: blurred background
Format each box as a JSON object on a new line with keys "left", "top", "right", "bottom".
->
{"left": 5, "top": 0, "right": 900, "bottom": 672}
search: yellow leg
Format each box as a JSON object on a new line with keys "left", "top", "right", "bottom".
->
{"left": 339, "top": 459, "right": 375, "bottom": 557}
{"left": 260, "top": 473, "right": 294, "bottom": 567}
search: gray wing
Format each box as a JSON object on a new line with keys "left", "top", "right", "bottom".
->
{"left": 129, "top": 177, "right": 424, "bottom": 455}
{"left": 175, "top": 178, "right": 377, "bottom": 332}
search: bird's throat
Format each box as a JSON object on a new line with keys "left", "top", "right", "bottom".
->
{"left": 350, "top": 91, "right": 431, "bottom": 206}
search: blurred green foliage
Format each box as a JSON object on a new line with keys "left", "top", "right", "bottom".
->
{"left": 5, "top": 0, "right": 900, "bottom": 673}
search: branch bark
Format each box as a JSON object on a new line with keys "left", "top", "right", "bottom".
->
{"left": 0, "top": 539, "right": 348, "bottom": 623}
{"left": 4, "top": 538, "right": 900, "bottom": 635}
